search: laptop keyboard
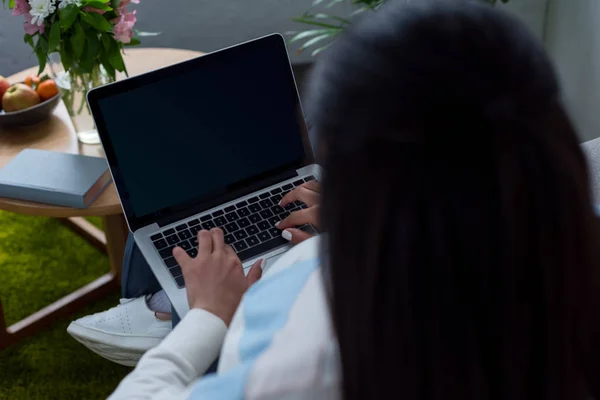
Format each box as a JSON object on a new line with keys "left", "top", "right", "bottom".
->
{"left": 150, "top": 175, "right": 316, "bottom": 288}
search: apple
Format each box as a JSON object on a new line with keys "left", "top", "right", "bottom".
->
{"left": 2, "top": 83, "right": 40, "bottom": 112}
{"left": 0, "top": 76, "right": 9, "bottom": 103}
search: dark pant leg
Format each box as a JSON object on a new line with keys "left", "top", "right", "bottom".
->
{"left": 121, "top": 233, "right": 162, "bottom": 298}
{"left": 121, "top": 233, "right": 181, "bottom": 328}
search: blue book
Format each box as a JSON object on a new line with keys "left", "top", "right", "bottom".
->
{"left": 0, "top": 149, "right": 112, "bottom": 209}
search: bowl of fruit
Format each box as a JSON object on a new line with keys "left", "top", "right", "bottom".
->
{"left": 0, "top": 74, "right": 60, "bottom": 129}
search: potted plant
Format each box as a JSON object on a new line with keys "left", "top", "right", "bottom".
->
{"left": 2, "top": 0, "right": 155, "bottom": 144}
{"left": 291, "top": 0, "right": 509, "bottom": 56}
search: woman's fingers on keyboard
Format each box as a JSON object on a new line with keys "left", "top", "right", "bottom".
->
{"left": 276, "top": 206, "right": 319, "bottom": 230}
{"left": 280, "top": 184, "right": 321, "bottom": 208}
{"left": 281, "top": 227, "right": 313, "bottom": 244}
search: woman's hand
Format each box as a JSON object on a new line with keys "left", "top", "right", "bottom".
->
{"left": 276, "top": 180, "right": 321, "bottom": 244}
{"left": 173, "top": 228, "right": 262, "bottom": 326}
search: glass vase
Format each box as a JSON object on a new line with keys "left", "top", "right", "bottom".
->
{"left": 48, "top": 53, "right": 115, "bottom": 144}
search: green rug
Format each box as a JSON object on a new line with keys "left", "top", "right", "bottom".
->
{"left": 0, "top": 211, "right": 130, "bottom": 399}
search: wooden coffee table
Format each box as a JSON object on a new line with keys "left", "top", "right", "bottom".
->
{"left": 0, "top": 48, "right": 202, "bottom": 349}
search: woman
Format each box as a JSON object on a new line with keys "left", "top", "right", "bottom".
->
{"left": 93, "top": 0, "right": 600, "bottom": 398}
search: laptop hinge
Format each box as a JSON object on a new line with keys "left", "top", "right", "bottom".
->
{"left": 156, "top": 169, "right": 299, "bottom": 228}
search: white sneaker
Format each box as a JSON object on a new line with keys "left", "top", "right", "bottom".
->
{"left": 67, "top": 296, "right": 172, "bottom": 367}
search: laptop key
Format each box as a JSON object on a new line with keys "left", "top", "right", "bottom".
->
{"left": 166, "top": 234, "right": 179, "bottom": 245}
{"left": 187, "top": 219, "right": 200, "bottom": 226}
{"left": 259, "top": 192, "right": 270, "bottom": 199}
{"left": 159, "top": 246, "right": 175, "bottom": 259}
{"left": 175, "top": 275, "right": 185, "bottom": 288}
{"left": 224, "top": 234, "right": 235, "bottom": 245}
{"left": 248, "top": 196, "right": 259, "bottom": 203}
{"left": 282, "top": 190, "right": 291, "bottom": 196}
{"left": 300, "top": 204, "right": 308, "bottom": 209}
{"left": 248, "top": 204, "right": 261, "bottom": 213}
{"left": 164, "top": 257, "right": 178, "bottom": 267}
{"left": 214, "top": 216, "right": 227, "bottom": 226}
{"left": 259, "top": 199, "right": 273, "bottom": 208}
{"left": 271, "top": 205, "right": 285, "bottom": 215}
{"left": 225, "top": 222, "right": 239, "bottom": 232}
{"left": 164, "top": 228, "right": 175, "bottom": 236}
{"left": 187, "top": 248, "right": 198, "bottom": 258}
{"left": 226, "top": 211, "right": 239, "bottom": 222}
{"left": 153, "top": 239, "right": 167, "bottom": 250}
{"left": 280, "top": 211, "right": 290, "bottom": 219}
{"left": 178, "top": 230, "right": 192, "bottom": 240}
{"left": 260, "top": 209, "right": 273, "bottom": 219}
{"left": 237, "top": 236, "right": 288, "bottom": 261}
{"left": 234, "top": 230, "right": 248, "bottom": 241}
{"left": 237, "top": 207, "right": 251, "bottom": 217}
{"left": 190, "top": 237, "right": 198, "bottom": 247}
{"left": 176, "top": 224, "right": 188, "bottom": 231}
{"left": 282, "top": 184, "right": 293, "bottom": 190}
{"left": 233, "top": 241, "right": 248, "bottom": 252}
{"left": 257, "top": 231, "right": 271, "bottom": 242}
{"left": 178, "top": 240, "right": 192, "bottom": 251}
{"left": 246, "top": 235, "right": 260, "bottom": 247}
{"left": 151, "top": 233, "right": 163, "bottom": 241}
{"left": 224, "top": 205, "right": 236, "bottom": 213}
{"left": 271, "top": 194, "right": 282, "bottom": 204}
{"left": 238, "top": 217, "right": 251, "bottom": 228}
{"left": 190, "top": 226, "right": 202, "bottom": 235}
{"left": 212, "top": 209, "right": 224, "bottom": 217}
{"left": 284, "top": 203, "right": 296, "bottom": 211}
{"left": 293, "top": 179, "right": 304, "bottom": 186}
{"left": 200, "top": 215, "right": 212, "bottom": 222}
{"left": 246, "top": 225, "right": 259, "bottom": 236}
{"left": 270, "top": 188, "right": 282, "bottom": 194}
{"left": 269, "top": 227, "right": 281, "bottom": 238}
{"left": 236, "top": 200, "right": 248, "bottom": 208}
{"left": 249, "top": 214, "right": 262, "bottom": 224}
{"left": 305, "top": 176, "right": 316, "bottom": 182}
{"left": 169, "top": 265, "right": 182, "bottom": 278}
{"left": 258, "top": 221, "right": 270, "bottom": 231}
{"left": 202, "top": 221, "right": 216, "bottom": 230}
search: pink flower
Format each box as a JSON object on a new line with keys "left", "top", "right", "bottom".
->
{"left": 82, "top": 6, "right": 106, "bottom": 14}
{"left": 24, "top": 13, "right": 45, "bottom": 35}
{"left": 12, "top": 0, "right": 30, "bottom": 16}
{"left": 113, "top": 10, "right": 136, "bottom": 44}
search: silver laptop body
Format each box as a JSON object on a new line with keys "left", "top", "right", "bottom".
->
{"left": 88, "top": 34, "right": 318, "bottom": 318}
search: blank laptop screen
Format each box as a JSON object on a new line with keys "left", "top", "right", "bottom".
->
{"left": 96, "top": 38, "right": 306, "bottom": 218}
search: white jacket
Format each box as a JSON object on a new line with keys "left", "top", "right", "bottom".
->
{"left": 108, "top": 236, "right": 341, "bottom": 399}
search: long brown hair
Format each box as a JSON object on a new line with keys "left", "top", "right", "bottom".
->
{"left": 308, "top": 1, "right": 600, "bottom": 399}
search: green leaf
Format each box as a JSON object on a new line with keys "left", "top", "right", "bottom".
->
{"left": 60, "top": 4, "right": 79, "bottom": 31}
{"left": 311, "top": 44, "right": 330, "bottom": 57}
{"left": 23, "top": 34, "right": 34, "bottom": 48}
{"left": 291, "top": 17, "right": 343, "bottom": 30}
{"left": 48, "top": 23, "right": 61, "bottom": 52}
{"left": 124, "top": 37, "right": 141, "bottom": 46}
{"left": 101, "top": 33, "right": 113, "bottom": 51}
{"left": 99, "top": 51, "right": 116, "bottom": 80}
{"left": 36, "top": 36, "right": 49, "bottom": 53}
{"left": 71, "top": 24, "right": 86, "bottom": 58}
{"left": 84, "top": 1, "right": 112, "bottom": 10}
{"left": 82, "top": 12, "right": 112, "bottom": 31}
{"left": 311, "top": 12, "right": 351, "bottom": 24}
{"left": 290, "top": 29, "right": 332, "bottom": 43}
{"left": 298, "top": 34, "right": 332, "bottom": 53}
{"left": 107, "top": 41, "right": 125, "bottom": 72}
{"left": 8, "top": 0, "right": 15, "bottom": 7}
{"left": 86, "top": 31, "right": 101, "bottom": 61}
{"left": 326, "top": 0, "right": 345, "bottom": 8}
{"left": 84, "top": 0, "right": 110, "bottom": 3}
{"left": 135, "top": 31, "right": 161, "bottom": 37}
{"left": 61, "top": 41, "right": 73, "bottom": 71}
{"left": 35, "top": 48, "right": 47, "bottom": 75}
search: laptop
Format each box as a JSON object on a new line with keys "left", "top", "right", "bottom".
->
{"left": 87, "top": 34, "right": 319, "bottom": 318}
